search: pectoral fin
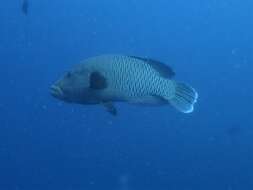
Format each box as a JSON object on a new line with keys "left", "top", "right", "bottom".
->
{"left": 89, "top": 71, "right": 108, "bottom": 90}
{"left": 102, "top": 102, "right": 117, "bottom": 116}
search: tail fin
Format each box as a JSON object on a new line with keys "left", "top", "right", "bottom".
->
{"left": 170, "top": 82, "right": 198, "bottom": 113}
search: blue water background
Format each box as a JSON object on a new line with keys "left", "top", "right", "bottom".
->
{"left": 0, "top": 0, "right": 253, "bottom": 189}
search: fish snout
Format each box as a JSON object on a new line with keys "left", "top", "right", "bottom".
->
{"left": 50, "top": 85, "right": 64, "bottom": 99}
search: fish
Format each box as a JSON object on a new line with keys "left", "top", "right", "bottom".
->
{"left": 22, "top": 0, "right": 29, "bottom": 16}
{"left": 50, "top": 54, "right": 198, "bottom": 115}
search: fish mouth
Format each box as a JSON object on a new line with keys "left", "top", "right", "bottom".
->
{"left": 50, "top": 85, "right": 64, "bottom": 98}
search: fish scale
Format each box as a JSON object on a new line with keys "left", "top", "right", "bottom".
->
{"left": 97, "top": 55, "right": 159, "bottom": 98}
{"left": 80, "top": 54, "right": 172, "bottom": 100}
{"left": 120, "top": 56, "right": 157, "bottom": 97}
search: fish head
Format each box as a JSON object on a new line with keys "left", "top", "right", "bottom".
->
{"left": 50, "top": 68, "right": 93, "bottom": 104}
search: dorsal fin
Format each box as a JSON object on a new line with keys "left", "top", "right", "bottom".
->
{"left": 129, "top": 56, "right": 175, "bottom": 78}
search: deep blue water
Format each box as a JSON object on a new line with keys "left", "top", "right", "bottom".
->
{"left": 0, "top": 0, "right": 253, "bottom": 189}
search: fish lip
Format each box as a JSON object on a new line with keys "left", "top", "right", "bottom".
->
{"left": 50, "top": 85, "right": 64, "bottom": 98}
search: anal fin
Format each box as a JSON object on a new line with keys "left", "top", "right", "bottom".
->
{"left": 129, "top": 95, "right": 167, "bottom": 106}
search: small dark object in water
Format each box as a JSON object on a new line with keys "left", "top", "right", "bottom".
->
{"left": 22, "top": 0, "right": 29, "bottom": 15}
